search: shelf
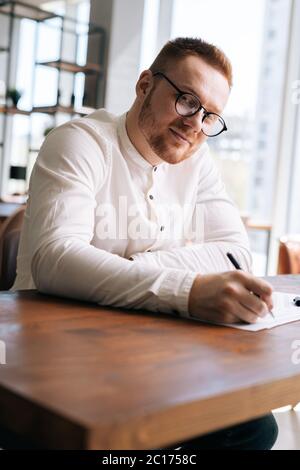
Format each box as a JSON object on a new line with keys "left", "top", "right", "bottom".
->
{"left": 0, "top": 194, "right": 27, "bottom": 204}
{"left": 36, "top": 60, "right": 102, "bottom": 74}
{"left": 0, "top": 106, "right": 31, "bottom": 116}
{"left": 0, "top": 105, "right": 92, "bottom": 116}
{"left": 245, "top": 220, "right": 272, "bottom": 232}
{"left": 0, "top": 1, "right": 105, "bottom": 198}
{"left": 32, "top": 105, "right": 94, "bottom": 116}
{"left": 0, "top": 200, "right": 24, "bottom": 220}
{"left": 0, "top": 104, "right": 95, "bottom": 116}
{"left": 0, "top": 1, "right": 57, "bottom": 22}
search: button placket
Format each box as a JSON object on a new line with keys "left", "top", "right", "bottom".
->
{"left": 147, "top": 168, "right": 165, "bottom": 236}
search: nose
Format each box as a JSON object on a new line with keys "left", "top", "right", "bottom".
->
{"left": 181, "top": 109, "right": 205, "bottom": 133}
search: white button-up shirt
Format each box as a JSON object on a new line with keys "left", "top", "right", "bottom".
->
{"left": 13, "top": 109, "right": 251, "bottom": 318}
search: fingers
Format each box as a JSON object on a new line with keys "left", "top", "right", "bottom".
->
{"left": 238, "top": 289, "right": 269, "bottom": 318}
{"left": 233, "top": 302, "right": 262, "bottom": 324}
{"left": 218, "top": 272, "right": 274, "bottom": 324}
{"left": 259, "top": 292, "right": 274, "bottom": 311}
{"left": 241, "top": 272, "right": 273, "bottom": 298}
{"left": 230, "top": 271, "right": 274, "bottom": 311}
{"left": 188, "top": 271, "right": 274, "bottom": 326}
{"left": 218, "top": 297, "right": 264, "bottom": 324}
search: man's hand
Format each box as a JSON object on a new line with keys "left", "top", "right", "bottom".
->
{"left": 188, "top": 271, "right": 274, "bottom": 324}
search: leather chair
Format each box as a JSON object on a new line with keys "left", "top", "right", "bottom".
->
{"left": 277, "top": 235, "right": 300, "bottom": 274}
{"left": 0, "top": 205, "right": 28, "bottom": 448}
{"left": 0, "top": 205, "right": 26, "bottom": 290}
{"left": 277, "top": 235, "right": 300, "bottom": 412}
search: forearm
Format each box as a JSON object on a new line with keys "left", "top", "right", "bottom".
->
{"left": 31, "top": 238, "right": 197, "bottom": 316}
{"left": 130, "top": 241, "right": 252, "bottom": 273}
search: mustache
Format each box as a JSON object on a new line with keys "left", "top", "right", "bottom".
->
{"left": 171, "top": 121, "right": 195, "bottom": 143}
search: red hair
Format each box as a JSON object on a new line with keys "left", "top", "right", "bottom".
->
{"left": 149, "top": 37, "right": 233, "bottom": 87}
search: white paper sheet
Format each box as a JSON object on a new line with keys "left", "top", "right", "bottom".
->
{"left": 222, "top": 292, "right": 300, "bottom": 331}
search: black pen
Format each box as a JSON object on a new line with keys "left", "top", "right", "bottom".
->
{"left": 226, "top": 252, "right": 242, "bottom": 270}
{"left": 226, "top": 252, "right": 275, "bottom": 319}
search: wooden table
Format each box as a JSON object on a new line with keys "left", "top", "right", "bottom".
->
{"left": 0, "top": 275, "right": 300, "bottom": 449}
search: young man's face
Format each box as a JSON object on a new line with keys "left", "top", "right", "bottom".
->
{"left": 137, "top": 55, "right": 230, "bottom": 165}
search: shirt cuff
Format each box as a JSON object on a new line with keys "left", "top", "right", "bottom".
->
{"left": 155, "top": 270, "right": 198, "bottom": 318}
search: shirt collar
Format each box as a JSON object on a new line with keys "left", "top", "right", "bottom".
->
{"left": 117, "top": 112, "right": 209, "bottom": 172}
{"left": 117, "top": 112, "right": 155, "bottom": 171}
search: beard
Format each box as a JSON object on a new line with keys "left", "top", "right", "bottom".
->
{"left": 138, "top": 89, "right": 195, "bottom": 164}
{"left": 138, "top": 88, "right": 169, "bottom": 157}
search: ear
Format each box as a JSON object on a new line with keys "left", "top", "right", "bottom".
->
{"left": 136, "top": 70, "right": 153, "bottom": 99}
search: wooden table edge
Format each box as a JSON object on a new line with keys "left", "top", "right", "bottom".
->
{"left": 85, "top": 373, "right": 300, "bottom": 449}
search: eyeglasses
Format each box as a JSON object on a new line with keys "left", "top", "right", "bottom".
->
{"left": 153, "top": 71, "right": 227, "bottom": 137}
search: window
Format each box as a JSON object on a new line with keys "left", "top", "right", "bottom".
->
{"left": 171, "top": 0, "right": 291, "bottom": 274}
{"left": 287, "top": 104, "right": 300, "bottom": 233}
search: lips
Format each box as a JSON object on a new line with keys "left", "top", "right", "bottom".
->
{"left": 169, "top": 128, "right": 191, "bottom": 144}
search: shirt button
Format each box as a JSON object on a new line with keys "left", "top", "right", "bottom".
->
{"left": 160, "top": 226, "right": 164, "bottom": 231}
{"left": 147, "top": 249, "right": 151, "bottom": 252}
{"left": 153, "top": 166, "right": 157, "bottom": 172}
{"left": 149, "top": 194, "right": 154, "bottom": 200}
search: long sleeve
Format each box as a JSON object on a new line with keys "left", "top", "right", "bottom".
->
{"left": 130, "top": 153, "right": 252, "bottom": 273}
{"left": 25, "top": 123, "right": 197, "bottom": 316}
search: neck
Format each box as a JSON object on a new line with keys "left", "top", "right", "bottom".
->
{"left": 126, "top": 107, "right": 162, "bottom": 166}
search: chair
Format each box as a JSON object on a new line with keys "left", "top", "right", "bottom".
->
{"left": 277, "top": 235, "right": 300, "bottom": 411}
{"left": 0, "top": 205, "right": 27, "bottom": 448}
{"left": 277, "top": 235, "right": 300, "bottom": 274}
{"left": 0, "top": 205, "right": 26, "bottom": 290}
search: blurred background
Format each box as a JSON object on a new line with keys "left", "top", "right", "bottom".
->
{"left": 0, "top": 0, "right": 299, "bottom": 277}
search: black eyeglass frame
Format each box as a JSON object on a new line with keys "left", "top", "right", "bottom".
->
{"left": 152, "top": 71, "right": 227, "bottom": 137}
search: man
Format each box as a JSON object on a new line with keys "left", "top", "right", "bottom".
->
{"left": 13, "top": 38, "right": 278, "bottom": 449}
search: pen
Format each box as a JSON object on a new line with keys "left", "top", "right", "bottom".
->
{"left": 226, "top": 252, "right": 275, "bottom": 319}
{"left": 226, "top": 252, "right": 242, "bottom": 270}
